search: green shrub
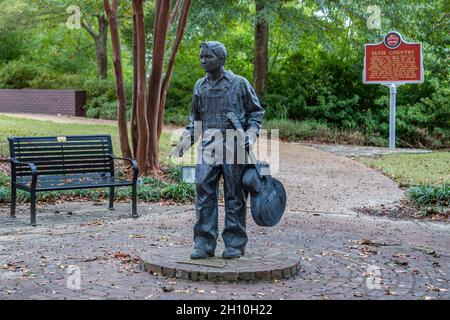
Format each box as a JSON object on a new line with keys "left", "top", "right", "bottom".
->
{"left": 164, "top": 165, "right": 182, "bottom": 182}
{"left": 28, "top": 73, "right": 84, "bottom": 90}
{"left": 408, "top": 184, "right": 450, "bottom": 207}
{"left": 164, "top": 109, "right": 190, "bottom": 127}
{"left": 0, "top": 31, "right": 26, "bottom": 63}
{"left": 263, "top": 119, "right": 332, "bottom": 141}
{"left": 161, "top": 182, "right": 195, "bottom": 202}
{"left": 262, "top": 119, "right": 383, "bottom": 146}
{"left": 82, "top": 78, "right": 134, "bottom": 120}
{"left": 0, "top": 60, "right": 42, "bottom": 88}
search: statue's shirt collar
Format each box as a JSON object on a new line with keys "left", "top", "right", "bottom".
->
{"left": 201, "top": 70, "right": 235, "bottom": 87}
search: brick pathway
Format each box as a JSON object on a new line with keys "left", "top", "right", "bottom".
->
{"left": 0, "top": 201, "right": 448, "bottom": 300}
{"left": 0, "top": 139, "right": 447, "bottom": 300}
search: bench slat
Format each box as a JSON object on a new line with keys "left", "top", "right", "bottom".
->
{"left": 16, "top": 159, "right": 110, "bottom": 166}
{"left": 16, "top": 155, "right": 112, "bottom": 162}
{"left": 16, "top": 175, "right": 132, "bottom": 192}
{"left": 16, "top": 164, "right": 111, "bottom": 173}
{"left": 16, "top": 168, "right": 112, "bottom": 176}
{"left": 14, "top": 141, "right": 109, "bottom": 148}
{"left": 13, "top": 150, "right": 111, "bottom": 158}
{"left": 16, "top": 146, "right": 109, "bottom": 155}
{"left": 16, "top": 163, "right": 110, "bottom": 171}
{"left": 10, "top": 135, "right": 111, "bottom": 142}
{"left": 18, "top": 173, "right": 112, "bottom": 182}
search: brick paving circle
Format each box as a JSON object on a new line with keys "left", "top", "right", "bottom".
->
{"left": 140, "top": 245, "right": 301, "bottom": 282}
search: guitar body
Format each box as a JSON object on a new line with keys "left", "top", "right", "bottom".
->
{"left": 226, "top": 111, "right": 287, "bottom": 227}
{"left": 242, "top": 162, "right": 287, "bottom": 227}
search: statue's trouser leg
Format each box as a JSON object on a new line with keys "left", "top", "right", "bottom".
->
{"left": 222, "top": 164, "right": 248, "bottom": 252}
{"left": 193, "top": 164, "right": 221, "bottom": 253}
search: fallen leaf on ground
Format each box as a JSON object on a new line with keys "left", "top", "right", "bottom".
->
{"left": 392, "top": 258, "right": 408, "bottom": 266}
{"left": 84, "top": 256, "right": 108, "bottom": 262}
{"left": 175, "top": 289, "right": 189, "bottom": 294}
{"left": 385, "top": 289, "right": 397, "bottom": 296}
{"left": 81, "top": 219, "right": 105, "bottom": 227}
{"left": 113, "top": 252, "right": 131, "bottom": 259}
{"left": 129, "top": 234, "right": 146, "bottom": 239}
{"left": 426, "top": 284, "right": 448, "bottom": 292}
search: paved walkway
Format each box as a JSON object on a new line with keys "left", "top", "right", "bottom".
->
{"left": 0, "top": 201, "right": 448, "bottom": 300}
{"left": 0, "top": 138, "right": 448, "bottom": 299}
{"left": 0, "top": 114, "right": 448, "bottom": 299}
{"left": 309, "top": 143, "right": 431, "bottom": 158}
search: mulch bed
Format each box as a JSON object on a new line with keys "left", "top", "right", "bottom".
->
{"left": 355, "top": 198, "right": 449, "bottom": 222}
{"left": 0, "top": 157, "right": 9, "bottom": 176}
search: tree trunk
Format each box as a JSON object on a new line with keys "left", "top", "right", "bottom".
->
{"left": 253, "top": 0, "right": 269, "bottom": 97}
{"left": 105, "top": 0, "right": 191, "bottom": 176}
{"left": 146, "top": 0, "right": 171, "bottom": 173}
{"left": 157, "top": 0, "right": 192, "bottom": 141}
{"left": 131, "top": 12, "right": 138, "bottom": 158}
{"left": 96, "top": 15, "right": 109, "bottom": 80}
{"left": 104, "top": 0, "right": 132, "bottom": 159}
{"left": 133, "top": 0, "right": 149, "bottom": 175}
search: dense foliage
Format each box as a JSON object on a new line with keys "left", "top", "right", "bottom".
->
{"left": 0, "top": 0, "right": 448, "bottom": 148}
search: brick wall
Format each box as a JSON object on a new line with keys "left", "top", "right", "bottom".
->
{"left": 0, "top": 89, "right": 86, "bottom": 116}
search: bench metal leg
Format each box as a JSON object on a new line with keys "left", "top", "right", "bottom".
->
{"left": 10, "top": 184, "right": 16, "bottom": 218}
{"left": 30, "top": 190, "right": 37, "bottom": 227}
{"left": 131, "top": 183, "right": 138, "bottom": 218}
{"left": 109, "top": 187, "right": 115, "bottom": 210}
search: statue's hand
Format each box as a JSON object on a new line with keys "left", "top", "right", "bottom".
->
{"left": 244, "top": 128, "right": 258, "bottom": 148}
{"left": 170, "top": 131, "right": 193, "bottom": 158}
{"left": 170, "top": 139, "right": 192, "bottom": 158}
{"left": 169, "top": 144, "right": 184, "bottom": 158}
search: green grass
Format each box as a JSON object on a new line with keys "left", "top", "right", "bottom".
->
{"left": 360, "top": 152, "right": 449, "bottom": 216}
{"left": 0, "top": 115, "right": 172, "bottom": 159}
{"left": 360, "top": 152, "right": 450, "bottom": 187}
{"left": 0, "top": 115, "right": 122, "bottom": 156}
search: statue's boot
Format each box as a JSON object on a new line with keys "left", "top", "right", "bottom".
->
{"left": 190, "top": 248, "right": 214, "bottom": 259}
{"left": 222, "top": 247, "right": 244, "bottom": 259}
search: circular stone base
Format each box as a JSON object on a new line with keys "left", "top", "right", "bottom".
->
{"left": 140, "top": 244, "right": 301, "bottom": 282}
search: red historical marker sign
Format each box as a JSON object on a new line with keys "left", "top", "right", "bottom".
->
{"left": 363, "top": 31, "right": 423, "bottom": 84}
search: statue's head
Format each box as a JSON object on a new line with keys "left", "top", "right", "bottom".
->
{"left": 199, "top": 41, "right": 227, "bottom": 73}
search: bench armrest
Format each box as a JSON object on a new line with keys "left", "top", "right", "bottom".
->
{"left": 10, "top": 159, "right": 38, "bottom": 187}
{"left": 10, "top": 159, "right": 38, "bottom": 175}
{"left": 109, "top": 155, "right": 139, "bottom": 181}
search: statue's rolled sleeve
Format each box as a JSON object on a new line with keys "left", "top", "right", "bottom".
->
{"left": 243, "top": 79, "right": 264, "bottom": 135}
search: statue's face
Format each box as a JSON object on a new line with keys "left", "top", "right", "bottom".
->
{"left": 200, "top": 47, "right": 221, "bottom": 73}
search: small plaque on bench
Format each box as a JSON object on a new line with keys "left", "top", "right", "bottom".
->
{"left": 56, "top": 136, "right": 67, "bottom": 143}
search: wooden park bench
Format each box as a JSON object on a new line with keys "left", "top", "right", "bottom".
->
{"left": 8, "top": 135, "right": 138, "bottom": 226}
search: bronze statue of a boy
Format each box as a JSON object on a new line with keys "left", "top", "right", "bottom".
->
{"left": 170, "top": 41, "right": 264, "bottom": 259}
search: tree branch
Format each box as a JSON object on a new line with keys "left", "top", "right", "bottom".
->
{"left": 157, "top": 0, "right": 192, "bottom": 139}
{"left": 81, "top": 20, "right": 98, "bottom": 40}
{"left": 169, "top": 0, "right": 182, "bottom": 27}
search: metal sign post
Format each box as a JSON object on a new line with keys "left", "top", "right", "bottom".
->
{"left": 389, "top": 84, "right": 397, "bottom": 149}
{"left": 363, "top": 31, "right": 424, "bottom": 150}
{"left": 384, "top": 83, "right": 402, "bottom": 149}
